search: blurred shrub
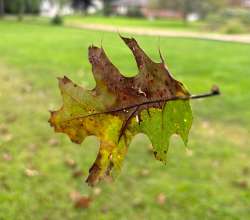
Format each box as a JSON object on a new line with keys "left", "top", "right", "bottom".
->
{"left": 51, "top": 15, "right": 63, "bottom": 26}
{"left": 103, "top": 0, "right": 114, "bottom": 16}
{"left": 221, "top": 8, "right": 250, "bottom": 25}
{"left": 221, "top": 19, "right": 248, "bottom": 34}
{"left": 4, "top": 0, "right": 41, "bottom": 14}
{"left": 127, "top": 7, "right": 143, "bottom": 18}
{"left": 206, "top": 8, "right": 250, "bottom": 34}
{"left": 206, "top": 14, "right": 223, "bottom": 31}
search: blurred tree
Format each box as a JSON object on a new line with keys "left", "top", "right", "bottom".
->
{"left": 103, "top": 0, "right": 115, "bottom": 16}
{"left": 180, "top": 0, "right": 194, "bottom": 21}
{"left": 0, "top": 0, "right": 4, "bottom": 18}
{"left": 16, "top": 0, "right": 25, "bottom": 21}
{"left": 148, "top": 0, "right": 157, "bottom": 9}
{"left": 48, "top": 0, "right": 70, "bottom": 17}
{"left": 4, "top": 0, "right": 41, "bottom": 17}
{"left": 51, "top": 0, "right": 70, "bottom": 25}
{"left": 72, "top": 0, "right": 92, "bottom": 14}
{"left": 149, "top": 0, "right": 199, "bottom": 21}
{"left": 149, "top": 0, "right": 228, "bottom": 21}
{"left": 197, "top": 0, "right": 228, "bottom": 19}
{"left": 26, "top": 0, "right": 42, "bottom": 14}
{"left": 56, "top": 0, "right": 70, "bottom": 10}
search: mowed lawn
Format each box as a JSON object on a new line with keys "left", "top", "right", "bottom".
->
{"left": 65, "top": 15, "right": 203, "bottom": 31}
{"left": 0, "top": 20, "right": 250, "bottom": 220}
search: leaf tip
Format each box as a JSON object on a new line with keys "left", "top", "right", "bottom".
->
{"left": 57, "top": 76, "right": 71, "bottom": 85}
{"left": 158, "top": 48, "right": 165, "bottom": 64}
{"left": 48, "top": 111, "right": 56, "bottom": 127}
{"left": 85, "top": 164, "right": 101, "bottom": 187}
{"left": 120, "top": 35, "right": 136, "bottom": 46}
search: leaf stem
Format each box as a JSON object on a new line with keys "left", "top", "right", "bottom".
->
{"left": 190, "top": 86, "right": 220, "bottom": 100}
{"left": 112, "top": 86, "right": 220, "bottom": 112}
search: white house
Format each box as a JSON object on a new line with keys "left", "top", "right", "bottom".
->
{"left": 112, "top": 0, "right": 184, "bottom": 19}
{"left": 112, "top": 0, "right": 148, "bottom": 15}
{"left": 40, "top": 0, "right": 73, "bottom": 17}
{"left": 40, "top": 0, "right": 103, "bottom": 17}
{"left": 88, "top": 0, "right": 103, "bottom": 14}
{"left": 243, "top": 0, "right": 250, "bottom": 7}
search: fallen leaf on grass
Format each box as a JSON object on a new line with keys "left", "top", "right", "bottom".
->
{"left": 101, "top": 205, "right": 110, "bottom": 213}
{"left": 1, "top": 133, "right": 13, "bottom": 142}
{"left": 132, "top": 198, "right": 145, "bottom": 208}
{"left": 0, "top": 124, "right": 9, "bottom": 135}
{"left": 242, "top": 167, "right": 249, "bottom": 175}
{"left": 138, "top": 169, "right": 150, "bottom": 177}
{"left": 0, "top": 179, "right": 10, "bottom": 191}
{"left": 25, "top": 168, "right": 39, "bottom": 177}
{"left": 232, "top": 180, "right": 248, "bottom": 189}
{"left": 0, "top": 124, "right": 13, "bottom": 142}
{"left": 20, "top": 84, "right": 33, "bottom": 94}
{"left": 92, "top": 187, "right": 102, "bottom": 196}
{"left": 69, "top": 191, "right": 81, "bottom": 201}
{"left": 28, "top": 143, "right": 38, "bottom": 151}
{"left": 5, "top": 114, "right": 17, "bottom": 124}
{"left": 69, "top": 191, "right": 92, "bottom": 209}
{"left": 48, "top": 138, "right": 59, "bottom": 146}
{"left": 65, "top": 158, "right": 77, "bottom": 168}
{"left": 156, "top": 193, "right": 167, "bottom": 206}
{"left": 37, "top": 90, "right": 46, "bottom": 99}
{"left": 211, "top": 160, "right": 220, "bottom": 168}
{"left": 72, "top": 169, "right": 84, "bottom": 178}
{"left": 2, "top": 153, "right": 12, "bottom": 161}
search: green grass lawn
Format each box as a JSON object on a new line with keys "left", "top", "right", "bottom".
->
{"left": 65, "top": 15, "right": 203, "bottom": 32}
{"left": 0, "top": 20, "right": 250, "bottom": 220}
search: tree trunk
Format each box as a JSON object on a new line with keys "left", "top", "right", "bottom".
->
{"left": 0, "top": 0, "right": 4, "bottom": 18}
{"left": 103, "top": 0, "right": 113, "bottom": 16}
{"left": 182, "top": 0, "right": 190, "bottom": 24}
{"left": 18, "top": 0, "right": 25, "bottom": 21}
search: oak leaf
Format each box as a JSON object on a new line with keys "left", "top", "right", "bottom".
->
{"left": 49, "top": 36, "right": 193, "bottom": 186}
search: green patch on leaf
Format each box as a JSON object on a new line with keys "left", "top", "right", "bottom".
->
{"left": 137, "top": 100, "right": 193, "bottom": 162}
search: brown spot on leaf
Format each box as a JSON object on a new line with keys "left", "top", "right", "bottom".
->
{"left": 60, "top": 76, "right": 71, "bottom": 84}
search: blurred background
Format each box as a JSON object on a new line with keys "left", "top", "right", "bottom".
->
{"left": 0, "top": 0, "right": 250, "bottom": 220}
